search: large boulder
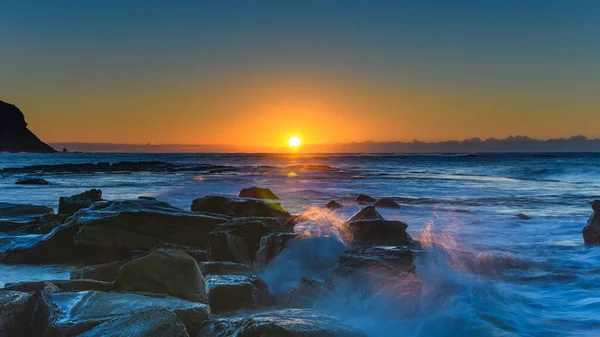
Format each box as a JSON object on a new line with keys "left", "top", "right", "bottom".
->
{"left": 347, "top": 206, "right": 383, "bottom": 222}
{"left": 152, "top": 242, "right": 207, "bottom": 262}
{"left": 285, "top": 278, "right": 323, "bottom": 308}
{"left": 254, "top": 232, "right": 297, "bottom": 267}
{"left": 344, "top": 219, "right": 414, "bottom": 246}
{"left": 58, "top": 189, "right": 103, "bottom": 214}
{"left": 20, "top": 214, "right": 66, "bottom": 234}
{"left": 34, "top": 290, "right": 209, "bottom": 336}
{"left": 0, "top": 290, "right": 37, "bottom": 336}
{"left": 199, "top": 261, "right": 254, "bottom": 276}
{"left": 318, "top": 246, "right": 421, "bottom": 314}
{"left": 208, "top": 219, "right": 270, "bottom": 264}
{"left": 70, "top": 260, "right": 129, "bottom": 282}
{"left": 15, "top": 177, "right": 51, "bottom": 185}
{"left": 204, "top": 275, "right": 270, "bottom": 312}
{"left": 77, "top": 308, "right": 190, "bottom": 337}
{"left": 115, "top": 249, "right": 208, "bottom": 303}
{"left": 198, "top": 309, "right": 367, "bottom": 337}
{"left": 238, "top": 187, "right": 280, "bottom": 200}
{"left": 1, "top": 199, "right": 227, "bottom": 264}
{"left": 324, "top": 200, "right": 343, "bottom": 210}
{"left": 0, "top": 100, "right": 56, "bottom": 153}
{"left": 583, "top": 200, "right": 600, "bottom": 244}
{"left": 191, "top": 195, "right": 290, "bottom": 217}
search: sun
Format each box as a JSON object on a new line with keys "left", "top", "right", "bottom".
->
{"left": 288, "top": 136, "right": 301, "bottom": 147}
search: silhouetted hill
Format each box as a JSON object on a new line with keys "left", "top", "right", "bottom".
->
{"left": 0, "top": 101, "right": 55, "bottom": 153}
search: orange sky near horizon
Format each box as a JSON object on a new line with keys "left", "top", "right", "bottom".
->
{"left": 8, "top": 69, "right": 599, "bottom": 150}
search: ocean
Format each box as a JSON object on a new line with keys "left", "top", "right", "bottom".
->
{"left": 1, "top": 152, "right": 599, "bottom": 336}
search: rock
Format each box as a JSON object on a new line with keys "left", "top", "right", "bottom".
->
{"left": 77, "top": 308, "right": 190, "bottom": 337}
{"left": 344, "top": 219, "right": 414, "bottom": 246}
{"left": 0, "top": 290, "right": 37, "bottom": 336}
{"left": 0, "top": 100, "right": 56, "bottom": 153}
{"left": 4, "top": 279, "right": 115, "bottom": 292}
{"left": 1, "top": 199, "right": 226, "bottom": 264}
{"left": 347, "top": 206, "right": 384, "bottom": 222}
{"left": 191, "top": 195, "right": 290, "bottom": 217}
{"left": 374, "top": 198, "right": 401, "bottom": 208}
{"left": 516, "top": 213, "right": 531, "bottom": 220}
{"left": 324, "top": 200, "right": 343, "bottom": 210}
{"left": 15, "top": 177, "right": 51, "bottom": 185}
{"left": 58, "top": 189, "right": 103, "bottom": 214}
{"left": 198, "top": 309, "right": 367, "bottom": 337}
{"left": 70, "top": 260, "right": 129, "bottom": 282}
{"left": 70, "top": 199, "right": 225, "bottom": 252}
{"left": 152, "top": 242, "right": 207, "bottom": 262}
{"left": 286, "top": 278, "right": 323, "bottom": 308}
{"left": 138, "top": 196, "right": 157, "bottom": 201}
{"left": 115, "top": 249, "right": 208, "bottom": 303}
{"left": 238, "top": 187, "right": 280, "bottom": 200}
{"left": 583, "top": 200, "right": 600, "bottom": 244}
{"left": 356, "top": 194, "right": 376, "bottom": 203}
{"left": 20, "top": 214, "right": 66, "bottom": 234}
{"left": 204, "top": 275, "right": 270, "bottom": 312}
{"left": 0, "top": 202, "right": 54, "bottom": 224}
{"left": 199, "top": 261, "right": 254, "bottom": 276}
{"left": 35, "top": 290, "right": 209, "bottom": 336}
{"left": 254, "top": 232, "right": 297, "bottom": 267}
{"left": 208, "top": 219, "right": 270, "bottom": 264}
{"left": 319, "top": 246, "right": 421, "bottom": 314}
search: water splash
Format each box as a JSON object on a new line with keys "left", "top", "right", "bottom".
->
{"left": 294, "top": 206, "right": 350, "bottom": 246}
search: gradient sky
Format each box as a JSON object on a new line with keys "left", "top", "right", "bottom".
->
{"left": 2, "top": 0, "right": 599, "bottom": 149}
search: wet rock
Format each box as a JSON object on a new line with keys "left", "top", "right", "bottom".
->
{"left": 20, "top": 214, "right": 66, "bottom": 234}
{"left": 347, "top": 206, "right": 384, "bottom": 222}
{"left": 0, "top": 100, "right": 56, "bottom": 153}
{"left": 254, "top": 232, "right": 297, "bottom": 267}
{"left": 15, "top": 177, "right": 51, "bottom": 185}
{"left": 0, "top": 202, "right": 54, "bottom": 226}
{"left": 198, "top": 309, "right": 367, "bottom": 337}
{"left": 152, "top": 242, "right": 207, "bottom": 262}
{"left": 356, "top": 194, "right": 376, "bottom": 203}
{"left": 138, "top": 196, "right": 157, "bottom": 201}
{"left": 70, "top": 199, "right": 227, "bottom": 252}
{"left": 58, "top": 189, "right": 103, "bottom": 214}
{"left": 34, "top": 290, "right": 209, "bottom": 336}
{"left": 199, "top": 261, "right": 254, "bottom": 276}
{"left": 4, "top": 279, "right": 116, "bottom": 292}
{"left": 374, "top": 198, "right": 401, "bottom": 208}
{"left": 344, "top": 219, "right": 414, "bottom": 246}
{"left": 77, "top": 308, "right": 189, "bottom": 337}
{"left": 238, "top": 187, "right": 280, "bottom": 200}
{"left": 205, "top": 275, "right": 270, "bottom": 312}
{"left": 324, "top": 200, "right": 343, "bottom": 210}
{"left": 583, "top": 200, "right": 600, "bottom": 244}
{"left": 115, "top": 249, "right": 208, "bottom": 303}
{"left": 319, "top": 246, "right": 421, "bottom": 314}
{"left": 286, "top": 278, "right": 323, "bottom": 308}
{"left": 191, "top": 195, "right": 290, "bottom": 217}
{"left": 208, "top": 219, "right": 270, "bottom": 264}
{"left": 70, "top": 260, "right": 129, "bottom": 282}
{"left": 516, "top": 213, "right": 531, "bottom": 220}
{"left": 0, "top": 290, "right": 37, "bottom": 336}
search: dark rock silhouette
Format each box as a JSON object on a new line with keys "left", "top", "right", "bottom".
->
{"left": 356, "top": 194, "right": 376, "bottom": 203}
{"left": 204, "top": 275, "right": 270, "bottom": 312}
{"left": 238, "top": 187, "right": 279, "bottom": 200}
{"left": 583, "top": 200, "right": 600, "bottom": 244}
{"left": 374, "top": 198, "right": 401, "bottom": 208}
{"left": 77, "top": 308, "right": 189, "bottom": 337}
{"left": 15, "top": 178, "right": 51, "bottom": 185}
{"left": 0, "top": 101, "right": 55, "bottom": 153}
{"left": 516, "top": 213, "right": 531, "bottom": 220}
{"left": 324, "top": 200, "right": 343, "bottom": 210}
{"left": 58, "top": 189, "right": 103, "bottom": 214}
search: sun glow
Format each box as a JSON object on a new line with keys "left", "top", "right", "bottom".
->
{"left": 288, "top": 136, "right": 301, "bottom": 147}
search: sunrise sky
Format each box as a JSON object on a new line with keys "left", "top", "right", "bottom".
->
{"left": 2, "top": 1, "right": 599, "bottom": 149}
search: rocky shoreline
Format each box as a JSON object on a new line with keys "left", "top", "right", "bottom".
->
{"left": 0, "top": 188, "right": 422, "bottom": 337}
{"left": 2, "top": 186, "right": 597, "bottom": 336}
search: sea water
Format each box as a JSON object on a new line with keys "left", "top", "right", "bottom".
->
{"left": 1, "top": 152, "right": 599, "bottom": 336}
